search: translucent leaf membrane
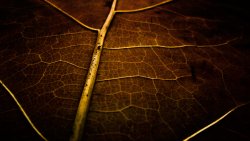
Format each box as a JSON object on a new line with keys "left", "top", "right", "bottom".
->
{"left": 0, "top": 0, "right": 96, "bottom": 140}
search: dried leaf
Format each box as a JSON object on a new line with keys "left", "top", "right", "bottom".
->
{"left": 0, "top": 0, "right": 249, "bottom": 141}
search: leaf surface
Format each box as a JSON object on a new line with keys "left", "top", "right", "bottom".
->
{"left": 0, "top": 0, "right": 96, "bottom": 140}
{"left": 0, "top": 0, "right": 250, "bottom": 141}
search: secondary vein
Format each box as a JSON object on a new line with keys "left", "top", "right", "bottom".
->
{"left": 183, "top": 103, "right": 249, "bottom": 141}
{"left": 43, "top": 0, "right": 99, "bottom": 32}
{"left": 0, "top": 80, "right": 48, "bottom": 141}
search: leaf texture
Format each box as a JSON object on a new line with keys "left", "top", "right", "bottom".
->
{"left": 116, "top": 0, "right": 169, "bottom": 11}
{"left": 46, "top": 0, "right": 110, "bottom": 29}
{"left": 85, "top": 0, "right": 250, "bottom": 140}
{"left": 0, "top": 0, "right": 96, "bottom": 140}
{"left": 0, "top": 0, "right": 250, "bottom": 141}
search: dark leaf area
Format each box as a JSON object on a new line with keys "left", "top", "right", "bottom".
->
{"left": 0, "top": 86, "right": 43, "bottom": 141}
{"left": 116, "top": 0, "right": 165, "bottom": 10}
{"left": 47, "top": 0, "right": 111, "bottom": 29}
{"left": 0, "top": 0, "right": 250, "bottom": 141}
{"left": 0, "top": 0, "right": 96, "bottom": 140}
{"left": 192, "top": 104, "right": 250, "bottom": 141}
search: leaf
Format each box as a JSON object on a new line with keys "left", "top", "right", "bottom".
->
{"left": 45, "top": 0, "right": 110, "bottom": 29}
{"left": 0, "top": 0, "right": 96, "bottom": 140}
{"left": 0, "top": 0, "right": 250, "bottom": 141}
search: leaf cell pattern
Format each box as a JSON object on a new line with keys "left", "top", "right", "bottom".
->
{"left": 0, "top": 0, "right": 250, "bottom": 141}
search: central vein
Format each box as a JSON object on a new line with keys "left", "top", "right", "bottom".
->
{"left": 70, "top": 0, "right": 117, "bottom": 141}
